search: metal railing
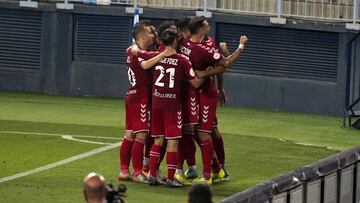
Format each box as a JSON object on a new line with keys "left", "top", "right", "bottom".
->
{"left": 109, "top": 0, "right": 360, "bottom": 23}
{"left": 220, "top": 145, "right": 360, "bottom": 203}
{"left": 17, "top": 0, "right": 360, "bottom": 23}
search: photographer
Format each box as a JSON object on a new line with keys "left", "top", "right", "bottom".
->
{"left": 83, "top": 172, "right": 127, "bottom": 203}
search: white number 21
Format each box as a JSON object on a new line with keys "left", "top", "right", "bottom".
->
{"left": 155, "top": 65, "right": 175, "bottom": 88}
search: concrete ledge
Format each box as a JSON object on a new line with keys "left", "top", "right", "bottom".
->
{"left": 346, "top": 23, "right": 360, "bottom": 31}
{"left": 270, "top": 17, "right": 287, "bottom": 25}
{"left": 56, "top": 3, "right": 74, "bottom": 10}
{"left": 19, "top": 1, "right": 38, "bottom": 8}
{"left": 196, "top": 11, "right": 212, "bottom": 18}
{"left": 125, "top": 7, "right": 143, "bottom": 14}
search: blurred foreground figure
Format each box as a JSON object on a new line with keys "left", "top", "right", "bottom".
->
{"left": 83, "top": 172, "right": 107, "bottom": 203}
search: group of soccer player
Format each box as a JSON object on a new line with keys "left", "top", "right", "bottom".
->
{"left": 119, "top": 15, "right": 248, "bottom": 188}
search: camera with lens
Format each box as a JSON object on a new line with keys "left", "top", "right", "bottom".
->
{"left": 106, "top": 183, "right": 127, "bottom": 203}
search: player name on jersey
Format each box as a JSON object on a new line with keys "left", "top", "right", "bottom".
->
{"left": 180, "top": 45, "right": 191, "bottom": 56}
{"left": 159, "top": 57, "right": 178, "bottom": 66}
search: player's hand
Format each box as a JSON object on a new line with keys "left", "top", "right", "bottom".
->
{"left": 239, "top": 36, "right": 248, "bottom": 46}
{"left": 195, "top": 66, "right": 213, "bottom": 78}
{"left": 163, "top": 47, "right": 177, "bottom": 57}
{"left": 219, "top": 42, "right": 228, "bottom": 52}
{"left": 220, "top": 42, "right": 231, "bottom": 56}
{"left": 195, "top": 70, "right": 206, "bottom": 78}
{"left": 218, "top": 88, "right": 227, "bottom": 105}
{"left": 130, "top": 44, "right": 139, "bottom": 56}
{"left": 195, "top": 76, "right": 205, "bottom": 86}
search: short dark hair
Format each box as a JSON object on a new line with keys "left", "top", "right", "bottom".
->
{"left": 158, "top": 21, "right": 176, "bottom": 39}
{"left": 188, "top": 183, "right": 213, "bottom": 203}
{"left": 177, "top": 16, "right": 193, "bottom": 31}
{"left": 161, "top": 28, "right": 178, "bottom": 46}
{"left": 132, "top": 23, "right": 147, "bottom": 40}
{"left": 189, "top": 16, "right": 206, "bottom": 35}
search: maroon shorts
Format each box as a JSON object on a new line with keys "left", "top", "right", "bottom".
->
{"left": 125, "top": 98, "right": 150, "bottom": 133}
{"left": 182, "top": 86, "right": 199, "bottom": 126}
{"left": 151, "top": 107, "right": 182, "bottom": 140}
{"left": 198, "top": 94, "right": 217, "bottom": 133}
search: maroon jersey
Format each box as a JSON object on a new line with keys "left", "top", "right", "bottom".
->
{"left": 179, "top": 37, "right": 192, "bottom": 57}
{"left": 203, "top": 36, "right": 219, "bottom": 52}
{"left": 186, "top": 40, "right": 223, "bottom": 97}
{"left": 152, "top": 54, "right": 196, "bottom": 109}
{"left": 125, "top": 47, "right": 157, "bottom": 102}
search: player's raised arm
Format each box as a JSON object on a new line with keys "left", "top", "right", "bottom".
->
{"left": 219, "top": 42, "right": 231, "bottom": 57}
{"left": 221, "top": 35, "right": 248, "bottom": 68}
{"left": 194, "top": 36, "right": 248, "bottom": 78}
{"left": 194, "top": 64, "right": 225, "bottom": 78}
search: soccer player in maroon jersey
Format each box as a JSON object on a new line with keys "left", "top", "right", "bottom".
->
{"left": 177, "top": 17, "right": 247, "bottom": 183}
{"left": 141, "top": 20, "right": 177, "bottom": 178}
{"left": 176, "top": 16, "right": 221, "bottom": 184}
{"left": 174, "top": 16, "right": 202, "bottom": 185}
{"left": 147, "top": 28, "right": 204, "bottom": 187}
{"left": 119, "top": 22, "right": 176, "bottom": 183}
{"left": 185, "top": 16, "right": 248, "bottom": 184}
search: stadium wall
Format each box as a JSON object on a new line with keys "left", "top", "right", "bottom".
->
{"left": 0, "top": 1, "right": 358, "bottom": 115}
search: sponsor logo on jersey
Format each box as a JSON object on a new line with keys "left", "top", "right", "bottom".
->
{"left": 153, "top": 89, "right": 177, "bottom": 99}
{"left": 126, "top": 89, "right": 137, "bottom": 95}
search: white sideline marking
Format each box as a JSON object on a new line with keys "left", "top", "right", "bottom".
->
{"left": 62, "top": 135, "right": 112, "bottom": 145}
{"left": 278, "top": 138, "right": 337, "bottom": 151}
{"left": 0, "top": 142, "right": 121, "bottom": 184}
{"left": 0, "top": 130, "right": 120, "bottom": 140}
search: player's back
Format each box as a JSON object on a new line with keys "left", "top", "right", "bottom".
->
{"left": 152, "top": 53, "right": 194, "bottom": 109}
{"left": 126, "top": 47, "right": 153, "bottom": 101}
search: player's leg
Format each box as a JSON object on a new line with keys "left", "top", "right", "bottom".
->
{"left": 184, "top": 126, "right": 198, "bottom": 179}
{"left": 185, "top": 92, "right": 199, "bottom": 178}
{"left": 148, "top": 108, "right": 165, "bottom": 186}
{"left": 149, "top": 137, "right": 165, "bottom": 186}
{"left": 157, "top": 139, "right": 167, "bottom": 182}
{"left": 164, "top": 108, "right": 183, "bottom": 188}
{"left": 124, "top": 99, "right": 150, "bottom": 183}
{"left": 210, "top": 116, "right": 225, "bottom": 182}
{"left": 142, "top": 136, "right": 153, "bottom": 177}
{"left": 212, "top": 126, "right": 229, "bottom": 180}
{"left": 175, "top": 124, "right": 194, "bottom": 185}
{"left": 131, "top": 131, "right": 148, "bottom": 183}
{"left": 119, "top": 102, "right": 135, "bottom": 180}
{"left": 176, "top": 89, "right": 199, "bottom": 182}
{"left": 119, "top": 130, "right": 134, "bottom": 180}
{"left": 192, "top": 95, "right": 217, "bottom": 185}
{"left": 212, "top": 118, "right": 225, "bottom": 166}
{"left": 165, "top": 139, "right": 182, "bottom": 187}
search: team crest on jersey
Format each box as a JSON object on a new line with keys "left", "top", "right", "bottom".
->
{"left": 213, "top": 53, "right": 221, "bottom": 60}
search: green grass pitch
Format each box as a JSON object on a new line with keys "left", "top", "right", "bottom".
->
{"left": 0, "top": 92, "right": 359, "bottom": 202}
